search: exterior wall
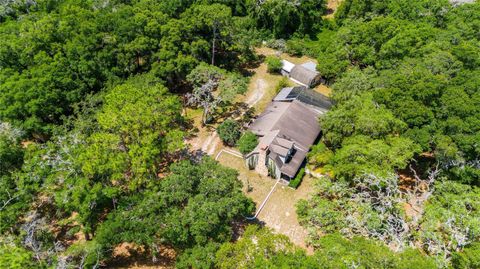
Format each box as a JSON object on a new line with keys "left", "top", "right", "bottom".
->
{"left": 266, "top": 156, "right": 281, "bottom": 179}
{"left": 245, "top": 153, "right": 258, "bottom": 170}
{"left": 255, "top": 150, "right": 269, "bottom": 176}
{"left": 281, "top": 173, "right": 292, "bottom": 181}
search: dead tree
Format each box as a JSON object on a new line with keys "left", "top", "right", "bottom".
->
{"left": 347, "top": 174, "right": 409, "bottom": 251}
{"left": 186, "top": 78, "right": 222, "bottom": 125}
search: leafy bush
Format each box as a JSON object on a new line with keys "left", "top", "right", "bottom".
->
{"left": 265, "top": 56, "right": 282, "bottom": 73}
{"left": 217, "top": 120, "right": 241, "bottom": 146}
{"left": 288, "top": 168, "right": 305, "bottom": 189}
{"left": 238, "top": 131, "right": 258, "bottom": 154}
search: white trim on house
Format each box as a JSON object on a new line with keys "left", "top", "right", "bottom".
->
{"left": 289, "top": 77, "right": 308, "bottom": 87}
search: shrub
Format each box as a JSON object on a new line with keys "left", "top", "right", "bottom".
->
{"left": 238, "top": 131, "right": 258, "bottom": 154}
{"left": 217, "top": 120, "right": 241, "bottom": 146}
{"left": 275, "top": 77, "right": 290, "bottom": 93}
{"left": 264, "top": 39, "right": 287, "bottom": 51}
{"left": 265, "top": 56, "right": 282, "bottom": 73}
{"left": 288, "top": 168, "right": 305, "bottom": 189}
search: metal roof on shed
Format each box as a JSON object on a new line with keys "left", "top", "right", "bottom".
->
{"left": 281, "top": 60, "right": 295, "bottom": 73}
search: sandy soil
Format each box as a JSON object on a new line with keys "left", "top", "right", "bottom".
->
{"left": 184, "top": 107, "right": 224, "bottom": 157}
{"left": 108, "top": 243, "right": 175, "bottom": 269}
{"left": 325, "top": 0, "right": 344, "bottom": 19}
{"left": 217, "top": 154, "right": 316, "bottom": 253}
{"left": 200, "top": 131, "right": 221, "bottom": 156}
{"left": 256, "top": 176, "right": 315, "bottom": 253}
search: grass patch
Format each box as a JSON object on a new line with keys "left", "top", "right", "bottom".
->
{"left": 275, "top": 77, "right": 293, "bottom": 93}
{"left": 313, "top": 84, "right": 332, "bottom": 97}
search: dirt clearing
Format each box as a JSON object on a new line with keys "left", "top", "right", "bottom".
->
{"left": 255, "top": 176, "right": 315, "bottom": 252}
{"left": 245, "top": 78, "right": 267, "bottom": 107}
{"left": 325, "top": 0, "right": 344, "bottom": 19}
{"left": 217, "top": 154, "right": 316, "bottom": 253}
{"left": 243, "top": 54, "right": 284, "bottom": 113}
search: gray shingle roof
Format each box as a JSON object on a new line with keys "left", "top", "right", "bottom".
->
{"left": 248, "top": 100, "right": 322, "bottom": 178}
{"left": 290, "top": 65, "right": 320, "bottom": 87}
{"left": 249, "top": 102, "right": 291, "bottom": 136}
{"left": 248, "top": 87, "right": 332, "bottom": 178}
{"left": 270, "top": 101, "right": 321, "bottom": 151}
{"left": 269, "top": 144, "right": 290, "bottom": 156}
{"left": 274, "top": 137, "right": 294, "bottom": 149}
{"left": 280, "top": 148, "right": 307, "bottom": 178}
{"left": 301, "top": 61, "right": 317, "bottom": 72}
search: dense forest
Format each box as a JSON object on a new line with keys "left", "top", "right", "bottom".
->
{"left": 0, "top": 0, "right": 479, "bottom": 268}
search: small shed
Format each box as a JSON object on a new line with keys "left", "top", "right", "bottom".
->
{"left": 289, "top": 64, "right": 322, "bottom": 88}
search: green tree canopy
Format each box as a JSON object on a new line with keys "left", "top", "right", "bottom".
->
{"left": 217, "top": 119, "right": 242, "bottom": 147}
{"left": 320, "top": 93, "right": 407, "bottom": 149}
{"left": 93, "top": 157, "right": 254, "bottom": 263}
{"left": 265, "top": 55, "right": 282, "bottom": 73}
{"left": 216, "top": 225, "right": 303, "bottom": 269}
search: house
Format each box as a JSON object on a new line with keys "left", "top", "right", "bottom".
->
{"left": 245, "top": 86, "right": 332, "bottom": 181}
{"left": 281, "top": 60, "right": 322, "bottom": 88}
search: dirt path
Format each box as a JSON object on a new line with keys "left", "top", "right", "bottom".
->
{"left": 245, "top": 78, "right": 267, "bottom": 107}
{"left": 191, "top": 76, "right": 269, "bottom": 156}
{"left": 207, "top": 133, "right": 220, "bottom": 155}
{"left": 202, "top": 76, "right": 268, "bottom": 156}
